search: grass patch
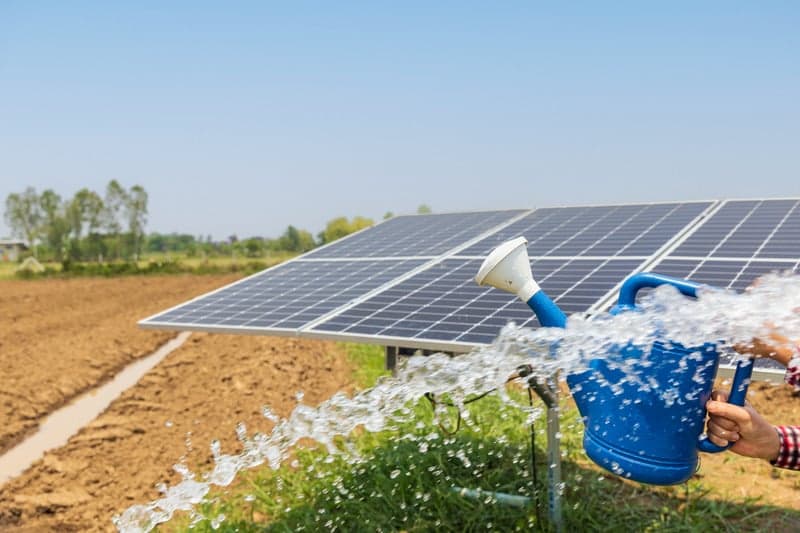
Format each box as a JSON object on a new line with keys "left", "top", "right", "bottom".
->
{"left": 164, "top": 349, "right": 799, "bottom": 533}
{"left": 6, "top": 253, "right": 297, "bottom": 280}
{"left": 0, "top": 262, "right": 17, "bottom": 280}
{"left": 340, "top": 343, "right": 390, "bottom": 390}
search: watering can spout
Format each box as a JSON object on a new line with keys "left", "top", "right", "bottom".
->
{"left": 475, "top": 237, "right": 567, "bottom": 328}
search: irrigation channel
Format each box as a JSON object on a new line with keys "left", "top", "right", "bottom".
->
{"left": 115, "top": 274, "right": 800, "bottom": 532}
{"left": 0, "top": 333, "right": 191, "bottom": 485}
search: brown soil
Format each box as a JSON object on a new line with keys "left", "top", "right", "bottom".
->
{"left": 0, "top": 331, "right": 354, "bottom": 532}
{"left": 0, "top": 275, "right": 239, "bottom": 454}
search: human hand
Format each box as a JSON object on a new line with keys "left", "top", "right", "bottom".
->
{"left": 705, "top": 390, "right": 780, "bottom": 461}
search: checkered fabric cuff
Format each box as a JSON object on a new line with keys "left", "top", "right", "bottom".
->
{"left": 771, "top": 426, "right": 800, "bottom": 470}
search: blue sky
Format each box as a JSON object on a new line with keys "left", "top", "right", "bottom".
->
{"left": 1, "top": 2, "right": 798, "bottom": 240}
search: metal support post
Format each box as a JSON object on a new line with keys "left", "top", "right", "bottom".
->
{"left": 385, "top": 346, "right": 398, "bottom": 375}
{"left": 529, "top": 374, "right": 563, "bottom": 533}
{"left": 546, "top": 383, "right": 562, "bottom": 533}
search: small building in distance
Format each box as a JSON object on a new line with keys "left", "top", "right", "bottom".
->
{"left": 0, "top": 239, "right": 28, "bottom": 262}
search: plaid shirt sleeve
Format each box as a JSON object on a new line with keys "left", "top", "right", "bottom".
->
{"left": 771, "top": 426, "right": 800, "bottom": 470}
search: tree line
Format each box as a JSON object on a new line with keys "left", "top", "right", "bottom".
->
{"left": 4, "top": 181, "right": 147, "bottom": 263}
{"left": 146, "top": 214, "right": 374, "bottom": 259}
{"left": 3, "top": 184, "right": 431, "bottom": 264}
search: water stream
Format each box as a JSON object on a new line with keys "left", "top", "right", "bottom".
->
{"left": 114, "top": 273, "right": 800, "bottom": 532}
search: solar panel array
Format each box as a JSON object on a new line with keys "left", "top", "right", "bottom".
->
{"left": 141, "top": 198, "right": 799, "bottom": 357}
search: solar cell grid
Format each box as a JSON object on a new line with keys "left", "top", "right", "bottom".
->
{"left": 142, "top": 259, "right": 426, "bottom": 331}
{"left": 648, "top": 198, "right": 800, "bottom": 303}
{"left": 671, "top": 199, "right": 800, "bottom": 259}
{"left": 458, "top": 202, "right": 710, "bottom": 257}
{"left": 302, "top": 209, "right": 526, "bottom": 259}
{"left": 652, "top": 259, "right": 799, "bottom": 292}
{"left": 311, "top": 258, "right": 643, "bottom": 346}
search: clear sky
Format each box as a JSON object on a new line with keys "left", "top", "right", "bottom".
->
{"left": 1, "top": 2, "right": 798, "bottom": 240}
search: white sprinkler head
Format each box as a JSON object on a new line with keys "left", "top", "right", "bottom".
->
{"left": 474, "top": 236, "right": 540, "bottom": 302}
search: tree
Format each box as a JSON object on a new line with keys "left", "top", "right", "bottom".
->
{"left": 383, "top": 211, "right": 394, "bottom": 220}
{"left": 69, "top": 188, "right": 105, "bottom": 261}
{"left": 417, "top": 204, "right": 432, "bottom": 214}
{"left": 4, "top": 187, "right": 41, "bottom": 257}
{"left": 38, "top": 189, "right": 70, "bottom": 261}
{"left": 278, "top": 225, "right": 316, "bottom": 252}
{"left": 103, "top": 180, "right": 128, "bottom": 259}
{"left": 318, "top": 216, "right": 374, "bottom": 245}
{"left": 126, "top": 185, "right": 148, "bottom": 259}
{"left": 243, "top": 237, "right": 265, "bottom": 257}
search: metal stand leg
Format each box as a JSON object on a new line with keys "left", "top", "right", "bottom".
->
{"left": 385, "top": 346, "right": 398, "bottom": 375}
{"left": 546, "top": 388, "right": 562, "bottom": 532}
{"left": 530, "top": 375, "right": 563, "bottom": 533}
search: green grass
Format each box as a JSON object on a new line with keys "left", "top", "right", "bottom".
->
{"left": 0, "top": 262, "right": 18, "bottom": 280}
{"left": 339, "top": 342, "right": 391, "bottom": 390}
{"left": 1, "top": 252, "right": 298, "bottom": 280}
{"left": 167, "top": 346, "right": 799, "bottom": 533}
{"left": 142, "top": 251, "right": 297, "bottom": 271}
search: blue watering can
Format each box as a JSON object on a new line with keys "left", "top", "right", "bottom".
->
{"left": 475, "top": 237, "right": 753, "bottom": 485}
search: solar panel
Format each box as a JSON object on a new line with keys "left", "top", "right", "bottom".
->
{"left": 459, "top": 202, "right": 712, "bottom": 258}
{"left": 647, "top": 259, "right": 799, "bottom": 292}
{"left": 141, "top": 259, "right": 428, "bottom": 333}
{"left": 303, "top": 210, "right": 527, "bottom": 259}
{"left": 309, "top": 258, "right": 647, "bottom": 350}
{"left": 648, "top": 199, "right": 800, "bottom": 289}
{"left": 670, "top": 199, "right": 800, "bottom": 259}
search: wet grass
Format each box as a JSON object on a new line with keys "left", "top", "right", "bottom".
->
{"left": 172, "top": 347, "right": 800, "bottom": 533}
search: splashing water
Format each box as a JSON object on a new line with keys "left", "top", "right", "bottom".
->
{"left": 113, "top": 273, "right": 800, "bottom": 532}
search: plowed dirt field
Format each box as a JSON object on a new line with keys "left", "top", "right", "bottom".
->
{"left": 0, "top": 276, "right": 355, "bottom": 532}
{"left": 0, "top": 275, "right": 238, "bottom": 454}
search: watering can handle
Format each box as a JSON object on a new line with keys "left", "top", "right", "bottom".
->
{"left": 617, "top": 273, "right": 754, "bottom": 453}
{"left": 697, "top": 358, "right": 754, "bottom": 453}
{"left": 616, "top": 272, "right": 703, "bottom": 308}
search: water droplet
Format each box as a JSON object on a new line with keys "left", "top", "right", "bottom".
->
{"left": 210, "top": 513, "right": 225, "bottom": 530}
